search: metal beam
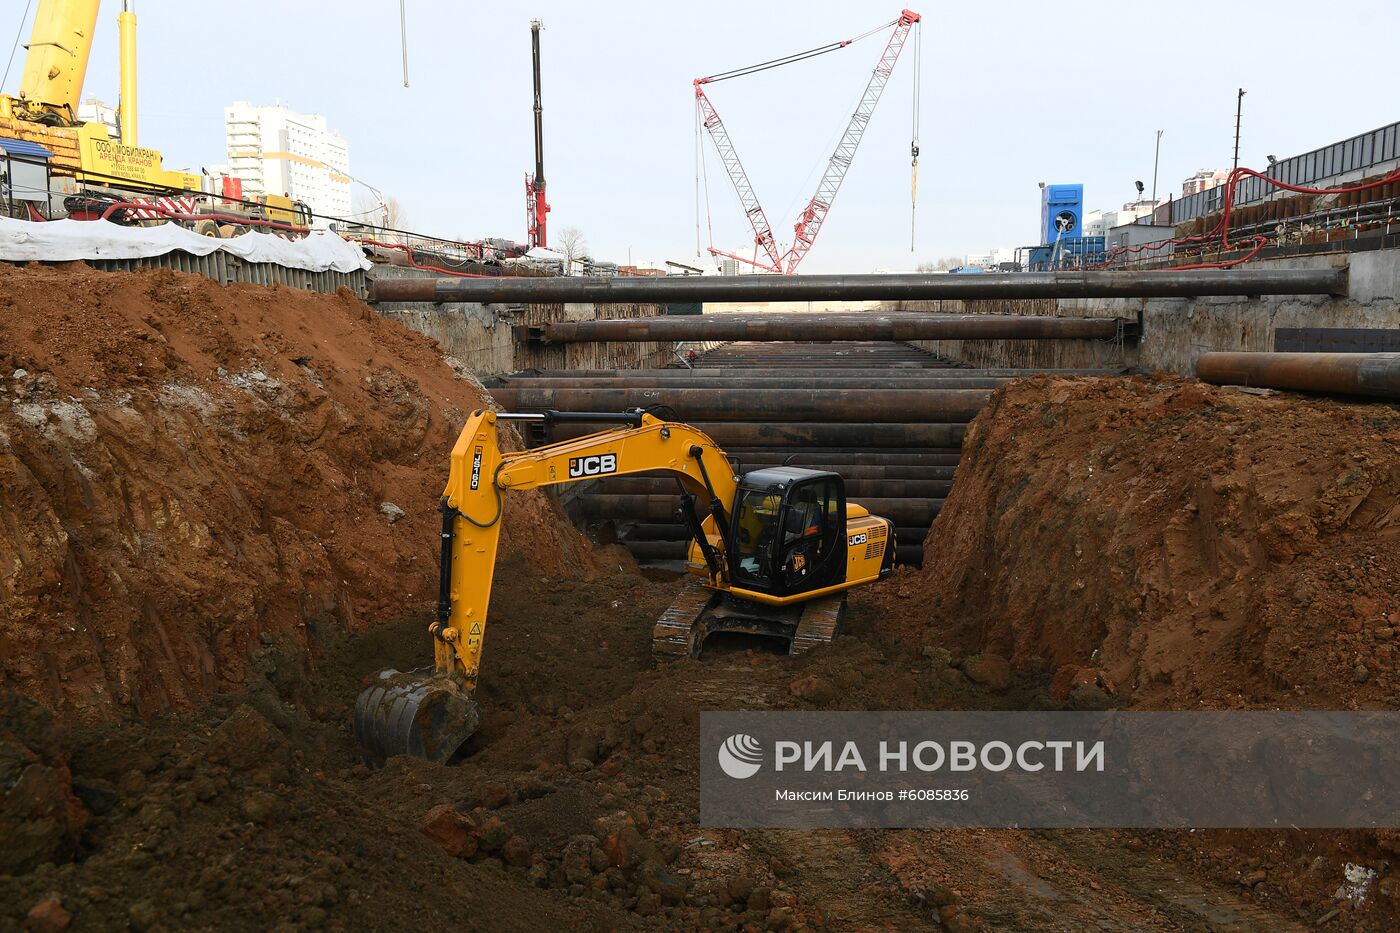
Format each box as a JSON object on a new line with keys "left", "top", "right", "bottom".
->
{"left": 1196, "top": 351, "right": 1400, "bottom": 400}
{"left": 521, "top": 315, "right": 1125, "bottom": 344}
{"left": 369, "top": 267, "right": 1346, "bottom": 304}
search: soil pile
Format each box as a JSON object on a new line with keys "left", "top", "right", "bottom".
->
{"left": 910, "top": 375, "right": 1400, "bottom": 709}
{"left": 0, "top": 264, "right": 591, "bottom": 721}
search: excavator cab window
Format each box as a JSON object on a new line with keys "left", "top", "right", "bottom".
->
{"left": 729, "top": 476, "right": 847, "bottom": 596}
{"left": 731, "top": 489, "right": 783, "bottom": 584}
{"left": 777, "top": 478, "right": 845, "bottom": 593}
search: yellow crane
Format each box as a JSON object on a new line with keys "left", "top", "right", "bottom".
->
{"left": 1, "top": 0, "right": 197, "bottom": 190}
{"left": 354, "top": 409, "right": 897, "bottom": 763}
{"left": 1, "top": 0, "right": 308, "bottom": 232}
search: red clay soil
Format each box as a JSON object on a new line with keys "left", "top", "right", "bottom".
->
{"left": 875, "top": 373, "right": 1400, "bottom": 930}
{"left": 910, "top": 374, "right": 1400, "bottom": 711}
{"left": 0, "top": 264, "right": 591, "bottom": 721}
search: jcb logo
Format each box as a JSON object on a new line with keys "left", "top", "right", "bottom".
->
{"left": 568, "top": 454, "right": 617, "bottom": 478}
{"left": 848, "top": 533, "right": 868, "bottom": 546}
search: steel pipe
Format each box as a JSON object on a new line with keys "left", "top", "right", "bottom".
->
{"left": 497, "top": 367, "right": 1119, "bottom": 379}
{"left": 620, "top": 539, "right": 925, "bottom": 566}
{"left": 491, "top": 387, "right": 992, "bottom": 423}
{"left": 370, "top": 268, "right": 1346, "bottom": 304}
{"left": 1196, "top": 352, "right": 1400, "bottom": 400}
{"left": 581, "top": 494, "right": 942, "bottom": 526}
{"left": 523, "top": 314, "right": 1125, "bottom": 344}
{"left": 592, "top": 477, "right": 953, "bottom": 498}
{"left": 615, "top": 464, "right": 955, "bottom": 480}
{"left": 549, "top": 421, "right": 966, "bottom": 449}
{"left": 724, "top": 451, "right": 963, "bottom": 466}
{"left": 618, "top": 522, "right": 931, "bottom": 543}
{"left": 488, "top": 376, "right": 1014, "bottom": 390}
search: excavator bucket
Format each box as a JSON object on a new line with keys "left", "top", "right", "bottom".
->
{"left": 353, "top": 669, "right": 480, "bottom": 764}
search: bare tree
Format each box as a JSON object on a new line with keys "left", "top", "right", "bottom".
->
{"left": 556, "top": 226, "right": 588, "bottom": 271}
{"left": 916, "top": 256, "right": 964, "bottom": 272}
{"left": 382, "top": 196, "right": 410, "bottom": 241}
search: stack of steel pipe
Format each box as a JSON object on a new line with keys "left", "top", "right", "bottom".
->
{"left": 486, "top": 341, "right": 1122, "bottom": 569}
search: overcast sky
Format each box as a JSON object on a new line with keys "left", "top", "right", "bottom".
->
{"left": 19, "top": 1, "right": 1400, "bottom": 272}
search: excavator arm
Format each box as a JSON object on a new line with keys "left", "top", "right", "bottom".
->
{"left": 355, "top": 409, "right": 739, "bottom": 763}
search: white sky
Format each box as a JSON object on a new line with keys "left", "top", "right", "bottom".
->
{"left": 15, "top": 1, "right": 1400, "bottom": 272}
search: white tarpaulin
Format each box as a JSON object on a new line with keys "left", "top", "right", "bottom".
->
{"left": 0, "top": 216, "right": 372, "bottom": 273}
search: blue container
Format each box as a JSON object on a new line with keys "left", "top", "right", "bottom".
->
{"left": 1040, "top": 184, "right": 1084, "bottom": 245}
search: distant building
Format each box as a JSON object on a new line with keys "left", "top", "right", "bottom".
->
{"left": 1182, "top": 169, "right": 1228, "bottom": 197}
{"left": 719, "top": 256, "right": 763, "bottom": 275}
{"left": 223, "top": 102, "right": 351, "bottom": 228}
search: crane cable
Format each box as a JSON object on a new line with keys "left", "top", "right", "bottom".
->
{"left": 1, "top": 0, "right": 34, "bottom": 92}
{"left": 695, "top": 98, "right": 716, "bottom": 260}
{"left": 697, "top": 18, "right": 895, "bottom": 85}
{"left": 910, "top": 20, "right": 922, "bottom": 252}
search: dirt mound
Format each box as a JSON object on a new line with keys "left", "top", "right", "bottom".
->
{"left": 0, "top": 264, "right": 592, "bottom": 720}
{"left": 910, "top": 374, "right": 1400, "bottom": 709}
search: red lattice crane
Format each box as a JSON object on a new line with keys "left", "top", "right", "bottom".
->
{"left": 694, "top": 10, "right": 922, "bottom": 274}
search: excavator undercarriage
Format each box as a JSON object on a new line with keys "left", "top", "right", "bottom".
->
{"left": 652, "top": 581, "right": 846, "bottom": 659}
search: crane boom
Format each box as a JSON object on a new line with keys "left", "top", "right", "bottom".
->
{"left": 526, "top": 19, "right": 550, "bottom": 249}
{"left": 694, "top": 83, "right": 783, "bottom": 272}
{"left": 785, "top": 9, "right": 920, "bottom": 274}
{"left": 693, "top": 10, "right": 921, "bottom": 274}
{"left": 12, "top": 0, "right": 102, "bottom": 124}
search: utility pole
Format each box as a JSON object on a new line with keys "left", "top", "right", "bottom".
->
{"left": 1232, "top": 88, "right": 1246, "bottom": 172}
{"left": 1151, "top": 129, "right": 1163, "bottom": 206}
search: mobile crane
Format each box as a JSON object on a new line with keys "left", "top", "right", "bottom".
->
{"left": 1, "top": 0, "right": 309, "bottom": 233}
{"left": 354, "top": 409, "right": 896, "bottom": 763}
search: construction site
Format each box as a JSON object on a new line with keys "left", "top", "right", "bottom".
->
{"left": 4, "top": 2, "right": 1400, "bottom": 932}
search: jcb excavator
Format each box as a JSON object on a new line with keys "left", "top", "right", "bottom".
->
{"left": 354, "top": 409, "right": 896, "bottom": 763}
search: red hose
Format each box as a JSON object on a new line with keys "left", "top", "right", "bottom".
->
{"left": 353, "top": 240, "right": 496, "bottom": 278}
{"left": 1098, "top": 163, "right": 1400, "bottom": 270}
{"left": 97, "top": 202, "right": 309, "bottom": 234}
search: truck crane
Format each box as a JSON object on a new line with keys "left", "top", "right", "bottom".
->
{"left": 695, "top": 9, "right": 922, "bottom": 274}
{"left": 1, "top": 0, "right": 310, "bottom": 234}
{"left": 354, "top": 409, "right": 896, "bottom": 763}
{"left": 524, "top": 19, "right": 550, "bottom": 250}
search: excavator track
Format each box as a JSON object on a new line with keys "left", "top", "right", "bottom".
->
{"left": 653, "top": 581, "right": 847, "bottom": 660}
{"left": 652, "top": 579, "right": 721, "bottom": 659}
{"left": 790, "top": 593, "right": 846, "bottom": 655}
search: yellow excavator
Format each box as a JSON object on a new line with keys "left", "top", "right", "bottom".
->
{"left": 354, "top": 409, "right": 896, "bottom": 762}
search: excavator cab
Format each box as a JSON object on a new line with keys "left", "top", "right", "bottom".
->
{"left": 728, "top": 469, "right": 848, "bottom": 598}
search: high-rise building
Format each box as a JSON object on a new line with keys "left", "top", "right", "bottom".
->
{"left": 1182, "top": 169, "right": 1228, "bottom": 197}
{"left": 223, "top": 102, "right": 351, "bottom": 228}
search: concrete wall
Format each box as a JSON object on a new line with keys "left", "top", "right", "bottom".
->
{"left": 888, "top": 250, "right": 1400, "bottom": 375}
{"left": 371, "top": 266, "right": 675, "bottom": 376}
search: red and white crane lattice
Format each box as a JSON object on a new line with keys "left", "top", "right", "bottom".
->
{"left": 694, "top": 9, "right": 922, "bottom": 274}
